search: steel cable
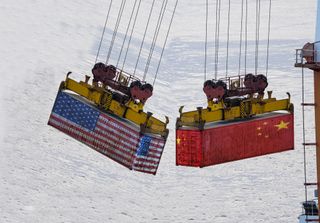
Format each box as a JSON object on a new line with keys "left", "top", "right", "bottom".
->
{"left": 214, "top": 0, "right": 221, "bottom": 80}
{"left": 225, "top": 0, "right": 231, "bottom": 79}
{"left": 106, "top": 0, "right": 127, "bottom": 64}
{"left": 121, "top": 0, "right": 143, "bottom": 72}
{"left": 133, "top": 0, "right": 157, "bottom": 76}
{"left": 153, "top": 0, "right": 179, "bottom": 86}
{"left": 116, "top": 0, "right": 139, "bottom": 68}
{"left": 143, "top": 0, "right": 168, "bottom": 81}
{"left": 95, "top": 0, "right": 114, "bottom": 64}
{"left": 255, "top": 0, "right": 261, "bottom": 75}
{"left": 205, "top": 0, "right": 209, "bottom": 81}
{"left": 238, "top": 0, "right": 244, "bottom": 76}
{"left": 244, "top": 0, "right": 248, "bottom": 75}
{"left": 265, "top": 0, "right": 272, "bottom": 77}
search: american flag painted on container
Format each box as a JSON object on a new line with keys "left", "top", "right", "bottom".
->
{"left": 48, "top": 91, "right": 166, "bottom": 175}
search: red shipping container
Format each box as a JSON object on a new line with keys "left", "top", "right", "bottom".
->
{"left": 176, "top": 112, "right": 294, "bottom": 167}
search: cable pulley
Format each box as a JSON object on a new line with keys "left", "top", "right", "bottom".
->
{"left": 92, "top": 0, "right": 179, "bottom": 106}
{"left": 204, "top": 0, "right": 272, "bottom": 88}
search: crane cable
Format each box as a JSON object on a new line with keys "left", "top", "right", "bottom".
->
{"left": 153, "top": 0, "right": 179, "bottom": 86}
{"left": 238, "top": 0, "right": 245, "bottom": 76}
{"left": 143, "top": 0, "right": 169, "bottom": 81}
{"left": 265, "top": 0, "right": 272, "bottom": 77}
{"left": 255, "top": 0, "right": 261, "bottom": 75}
{"left": 116, "top": 0, "right": 139, "bottom": 68}
{"left": 95, "top": 0, "right": 114, "bottom": 64}
{"left": 205, "top": 0, "right": 209, "bottom": 82}
{"left": 225, "top": 0, "right": 231, "bottom": 79}
{"left": 121, "top": 0, "right": 143, "bottom": 72}
{"left": 106, "top": 0, "right": 127, "bottom": 64}
{"left": 133, "top": 0, "right": 157, "bottom": 76}
{"left": 244, "top": 0, "right": 248, "bottom": 75}
{"left": 214, "top": 0, "right": 221, "bottom": 80}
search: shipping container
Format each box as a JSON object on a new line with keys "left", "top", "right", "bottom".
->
{"left": 48, "top": 91, "right": 166, "bottom": 175}
{"left": 176, "top": 112, "right": 294, "bottom": 167}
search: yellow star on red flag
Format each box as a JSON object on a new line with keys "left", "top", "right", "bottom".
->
{"left": 177, "top": 137, "right": 181, "bottom": 145}
{"left": 274, "top": 120, "right": 290, "bottom": 131}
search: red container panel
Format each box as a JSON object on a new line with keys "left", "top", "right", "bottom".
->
{"left": 176, "top": 130, "right": 202, "bottom": 166}
{"left": 176, "top": 112, "right": 294, "bottom": 167}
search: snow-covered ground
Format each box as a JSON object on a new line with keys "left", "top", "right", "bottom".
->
{"left": 0, "top": 0, "right": 318, "bottom": 222}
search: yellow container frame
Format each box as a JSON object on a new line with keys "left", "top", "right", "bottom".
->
{"left": 59, "top": 73, "right": 169, "bottom": 138}
{"left": 177, "top": 92, "right": 293, "bottom": 129}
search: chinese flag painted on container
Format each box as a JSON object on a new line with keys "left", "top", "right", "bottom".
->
{"left": 176, "top": 112, "right": 294, "bottom": 167}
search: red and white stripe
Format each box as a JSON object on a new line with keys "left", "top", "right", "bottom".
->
{"left": 49, "top": 112, "right": 139, "bottom": 169}
{"left": 48, "top": 111, "right": 166, "bottom": 175}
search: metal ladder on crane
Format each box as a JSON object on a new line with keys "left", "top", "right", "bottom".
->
{"left": 296, "top": 42, "right": 320, "bottom": 223}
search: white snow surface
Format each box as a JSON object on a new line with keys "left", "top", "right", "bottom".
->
{"left": 0, "top": 0, "right": 318, "bottom": 222}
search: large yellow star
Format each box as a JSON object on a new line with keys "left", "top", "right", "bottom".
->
{"left": 274, "top": 120, "right": 290, "bottom": 131}
{"left": 177, "top": 137, "right": 181, "bottom": 144}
